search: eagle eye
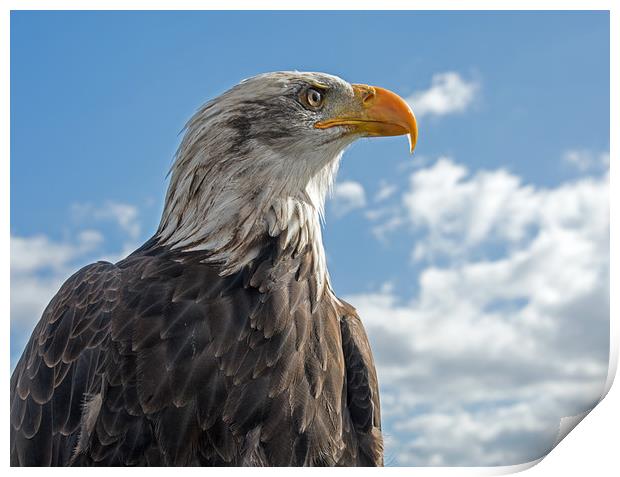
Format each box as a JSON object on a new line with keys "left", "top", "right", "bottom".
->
{"left": 302, "top": 87, "right": 325, "bottom": 109}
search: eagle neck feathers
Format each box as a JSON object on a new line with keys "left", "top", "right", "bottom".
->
{"left": 155, "top": 151, "right": 341, "bottom": 307}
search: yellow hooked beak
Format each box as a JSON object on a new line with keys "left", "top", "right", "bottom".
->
{"left": 315, "top": 84, "right": 418, "bottom": 154}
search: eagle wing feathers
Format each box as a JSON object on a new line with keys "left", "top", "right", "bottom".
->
{"left": 11, "top": 261, "right": 121, "bottom": 466}
{"left": 11, "top": 243, "right": 382, "bottom": 466}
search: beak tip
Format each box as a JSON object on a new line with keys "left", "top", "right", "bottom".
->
{"left": 408, "top": 132, "right": 417, "bottom": 155}
{"left": 407, "top": 109, "right": 418, "bottom": 156}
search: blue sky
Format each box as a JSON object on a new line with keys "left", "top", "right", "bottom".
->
{"left": 11, "top": 11, "right": 609, "bottom": 466}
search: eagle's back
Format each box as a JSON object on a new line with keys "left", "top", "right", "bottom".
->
{"left": 10, "top": 240, "right": 382, "bottom": 466}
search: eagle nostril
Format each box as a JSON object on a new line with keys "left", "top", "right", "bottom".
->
{"left": 362, "top": 87, "right": 376, "bottom": 107}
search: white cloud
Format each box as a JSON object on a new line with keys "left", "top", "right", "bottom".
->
{"left": 365, "top": 208, "right": 405, "bottom": 242}
{"left": 562, "top": 149, "right": 610, "bottom": 172}
{"left": 402, "top": 157, "right": 608, "bottom": 262}
{"left": 10, "top": 230, "right": 103, "bottom": 274}
{"left": 72, "top": 201, "right": 141, "bottom": 239}
{"left": 349, "top": 156, "right": 609, "bottom": 465}
{"left": 374, "top": 181, "right": 398, "bottom": 203}
{"left": 407, "top": 72, "right": 479, "bottom": 118}
{"left": 329, "top": 180, "right": 366, "bottom": 217}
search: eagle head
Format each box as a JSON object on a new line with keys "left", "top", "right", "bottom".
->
{"left": 157, "top": 71, "right": 417, "bottom": 284}
{"left": 211, "top": 71, "right": 417, "bottom": 161}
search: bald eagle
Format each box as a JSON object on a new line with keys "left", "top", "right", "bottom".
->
{"left": 10, "top": 72, "right": 417, "bottom": 466}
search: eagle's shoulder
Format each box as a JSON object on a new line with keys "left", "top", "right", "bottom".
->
{"left": 11, "top": 260, "right": 122, "bottom": 466}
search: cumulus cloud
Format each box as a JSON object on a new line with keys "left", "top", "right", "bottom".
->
{"left": 403, "top": 157, "right": 609, "bottom": 262}
{"left": 10, "top": 230, "right": 103, "bottom": 274}
{"left": 329, "top": 180, "right": 366, "bottom": 217}
{"left": 407, "top": 72, "right": 479, "bottom": 118}
{"left": 350, "top": 156, "right": 609, "bottom": 465}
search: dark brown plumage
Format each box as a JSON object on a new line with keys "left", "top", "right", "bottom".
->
{"left": 11, "top": 237, "right": 382, "bottom": 466}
